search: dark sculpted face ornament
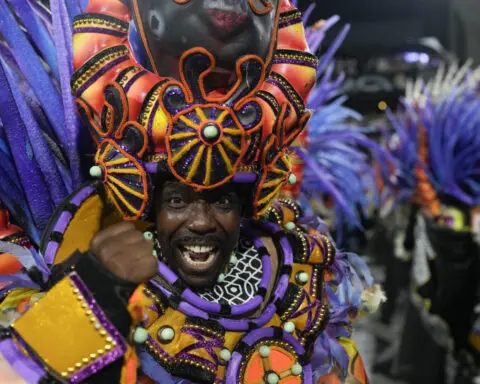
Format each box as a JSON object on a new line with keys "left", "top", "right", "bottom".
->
{"left": 131, "top": 0, "right": 277, "bottom": 79}
{"left": 155, "top": 180, "right": 243, "bottom": 288}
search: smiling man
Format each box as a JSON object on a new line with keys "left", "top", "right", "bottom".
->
{"left": 0, "top": 0, "right": 374, "bottom": 383}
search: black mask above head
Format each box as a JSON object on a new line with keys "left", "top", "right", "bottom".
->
{"left": 129, "top": 0, "right": 278, "bottom": 82}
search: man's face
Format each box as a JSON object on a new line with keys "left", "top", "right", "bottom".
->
{"left": 155, "top": 180, "right": 242, "bottom": 288}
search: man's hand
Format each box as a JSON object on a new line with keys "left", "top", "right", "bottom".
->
{"left": 90, "top": 222, "right": 157, "bottom": 284}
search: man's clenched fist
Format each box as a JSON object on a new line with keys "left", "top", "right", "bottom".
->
{"left": 90, "top": 222, "right": 157, "bottom": 284}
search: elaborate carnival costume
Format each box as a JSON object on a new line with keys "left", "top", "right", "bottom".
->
{"left": 384, "top": 62, "right": 480, "bottom": 383}
{"left": 0, "top": 1, "right": 378, "bottom": 383}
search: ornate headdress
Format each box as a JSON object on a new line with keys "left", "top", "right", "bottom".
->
{"left": 72, "top": 0, "right": 317, "bottom": 221}
{"left": 385, "top": 61, "right": 480, "bottom": 230}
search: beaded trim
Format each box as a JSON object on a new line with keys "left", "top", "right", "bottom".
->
{"left": 138, "top": 80, "right": 169, "bottom": 136}
{"left": 294, "top": 229, "right": 309, "bottom": 263}
{"left": 73, "top": 13, "right": 128, "bottom": 36}
{"left": 115, "top": 66, "right": 143, "bottom": 88}
{"left": 265, "top": 198, "right": 302, "bottom": 226}
{"left": 266, "top": 72, "right": 306, "bottom": 117}
{"left": 66, "top": 274, "right": 126, "bottom": 382}
{"left": 257, "top": 90, "right": 280, "bottom": 114}
{"left": 273, "top": 50, "right": 319, "bottom": 69}
{"left": 71, "top": 45, "right": 130, "bottom": 95}
{"left": 278, "top": 9, "right": 302, "bottom": 29}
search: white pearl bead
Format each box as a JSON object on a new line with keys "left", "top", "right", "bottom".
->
{"left": 158, "top": 327, "right": 175, "bottom": 343}
{"left": 267, "top": 372, "right": 279, "bottom": 384}
{"left": 285, "top": 222, "right": 296, "bottom": 231}
{"left": 143, "top": 231, "right": 153, "bottom": 240}
{"left": 152, "top": 249, "right": 158, "bottom": 258}
{"left": 288, "top": 173, "right": 297, "bottom": 185}
{"left": 291, "top": 363, "right": 303, "bottom": 375}
{"left": 203, "top": 124, "right": 219, "bottom": 139}
{"left": 133, "top": 327, "right": 148, "bottom": 344}
{"left": 283, "top": 321, "right": 295, "bottom": 333}
{"left": 89, "top": 165, "right": 103, "bottom": 178}
{"left": 220, "top": 348, "right": 231, "bottom": 362}
{"left": 229, "top": 254, "right": 237, "bottom": 266}
{"left": 259, "top": 345, "right": 270, "bottom": 358}
{"left": 296, "top": 272, "right": 309, "bottom": 285}
{"left": 217, "top": 273, "right": 226, "bottom": 283}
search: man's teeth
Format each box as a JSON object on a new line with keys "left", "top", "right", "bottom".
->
{"left": 181, "top": 245, "right": 218, "bottom": 265}
{"left": 183, "top": 252, "right": 214, "bottom": 265}
{"left": 184, "top": 245, "right": 215, "bottom": 253}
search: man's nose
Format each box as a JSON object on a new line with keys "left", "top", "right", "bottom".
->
{"left": 186, "top": 202, "right": 216, "bottom": 234}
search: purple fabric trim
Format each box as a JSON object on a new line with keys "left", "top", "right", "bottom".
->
{"left": 44, "top": 185, "right": 95, "bottom": 265}
{"left": 218, "top": 317, "right": 250, "bottom": 331}
{"left": 279, "top": 16, "right": 302, "bottom": 29}
{"left": 266, "top": 76, "right": 302, "bottom": 117}
{"left": 53, "top": 211, "right": 73, "bottom": 234}
{"left": 178, "top": 302, "right": 209, "bottom": 319}
{"left": 230, "top": 295, "right": 262, "bottom": 316}
{"left": 124, "top": 70, "right": 146, "bottom": 93}
{"left": 272, "top": 57, "right": 318, "bottom": 69}
{"left": 259, "top": 254, "right": 271, "bottom": 290}
{"left": 0, "top": 338, "right": 45, "bottom": 382}
{"left": 73, "top": 27, "right": 126, "bottom": 37}
{"left": 182, "top": 289, "right": 221, "bottom": 313}
{"left": 157, "top": 262, "right": 179, "bottom": 285}
{"left": 178, "top": 327, "right": 222, "bottom": 367}
{"left": 273, "top": 274, "right": 290, "bottom": 302}
{"left": 252, "top": 303, "right": 277, "bottom": 327}
{"left": 69, "top": 274, "right": 127, "bottom": 383}
{"left": 70, "top": 185, "right": 96, "bottom": 205}
{"left": 75, "top": 55, "right": 129, "bottom": 96}
{"left": 44, "top": 241, "right": 59, "bottom": 265}
{"left": 145, "top": 161, "right": 159, "bottom": 173}
{"left": 232, "top": 172, "right": 257, "bottom": 183}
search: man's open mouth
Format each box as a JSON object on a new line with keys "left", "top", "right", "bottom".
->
{"left": 179, "top": 244, "right": 219, "bottom": 267}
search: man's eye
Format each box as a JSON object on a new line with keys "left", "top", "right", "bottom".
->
{"left": 167, "top": 197, "right": 186, "bottom": 208}
{"left": 216, "top": 196, "right": 233, "bottom": 207}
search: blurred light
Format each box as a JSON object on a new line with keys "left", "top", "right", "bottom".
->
{"left": 402, "top": 52, "right": 431, "bottom": 65}
{"left": 378, "top": 101, "right": 387, "bottom": 111}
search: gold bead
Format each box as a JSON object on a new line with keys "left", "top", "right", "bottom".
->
{"left": 61, "top": 372, "right": 68, "bottom": 377}
{"left": 105, "top": 345, "right": 112, "bottom": 351}
{"left": 67, "top": 367, "right": 74, "bottom": 373}
{"left": 75, "top": 363, "right": 82, "bottom": 368}
{"left": 90, "top": 353, "right": 97, "bottom": 359}
{"left": 99, "top": 330, "right": 107, "bottom": 336}
{"left": 105, "top": 336, "right": 113, "bottom": 343}
{"left": 82, "top": 358, "right": 89, "bottom": 363}
{"left": 97, "top": 349, "right": 104, "bottom": 355}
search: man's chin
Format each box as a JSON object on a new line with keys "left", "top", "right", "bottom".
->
{"left": 178, "top": 272, "right": 218, "bottom": 289}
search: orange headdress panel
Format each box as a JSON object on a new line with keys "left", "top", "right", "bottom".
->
{"left": 72, "top": 0, "right": 317, "bottom": 220}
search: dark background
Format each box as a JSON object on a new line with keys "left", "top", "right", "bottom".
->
{"left": 294, "top": 0, "right": 479, "bottom": 115}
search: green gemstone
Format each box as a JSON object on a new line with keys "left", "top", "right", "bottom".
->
{"left": 203, "top": 124, "right": 219, "bottom": 139}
